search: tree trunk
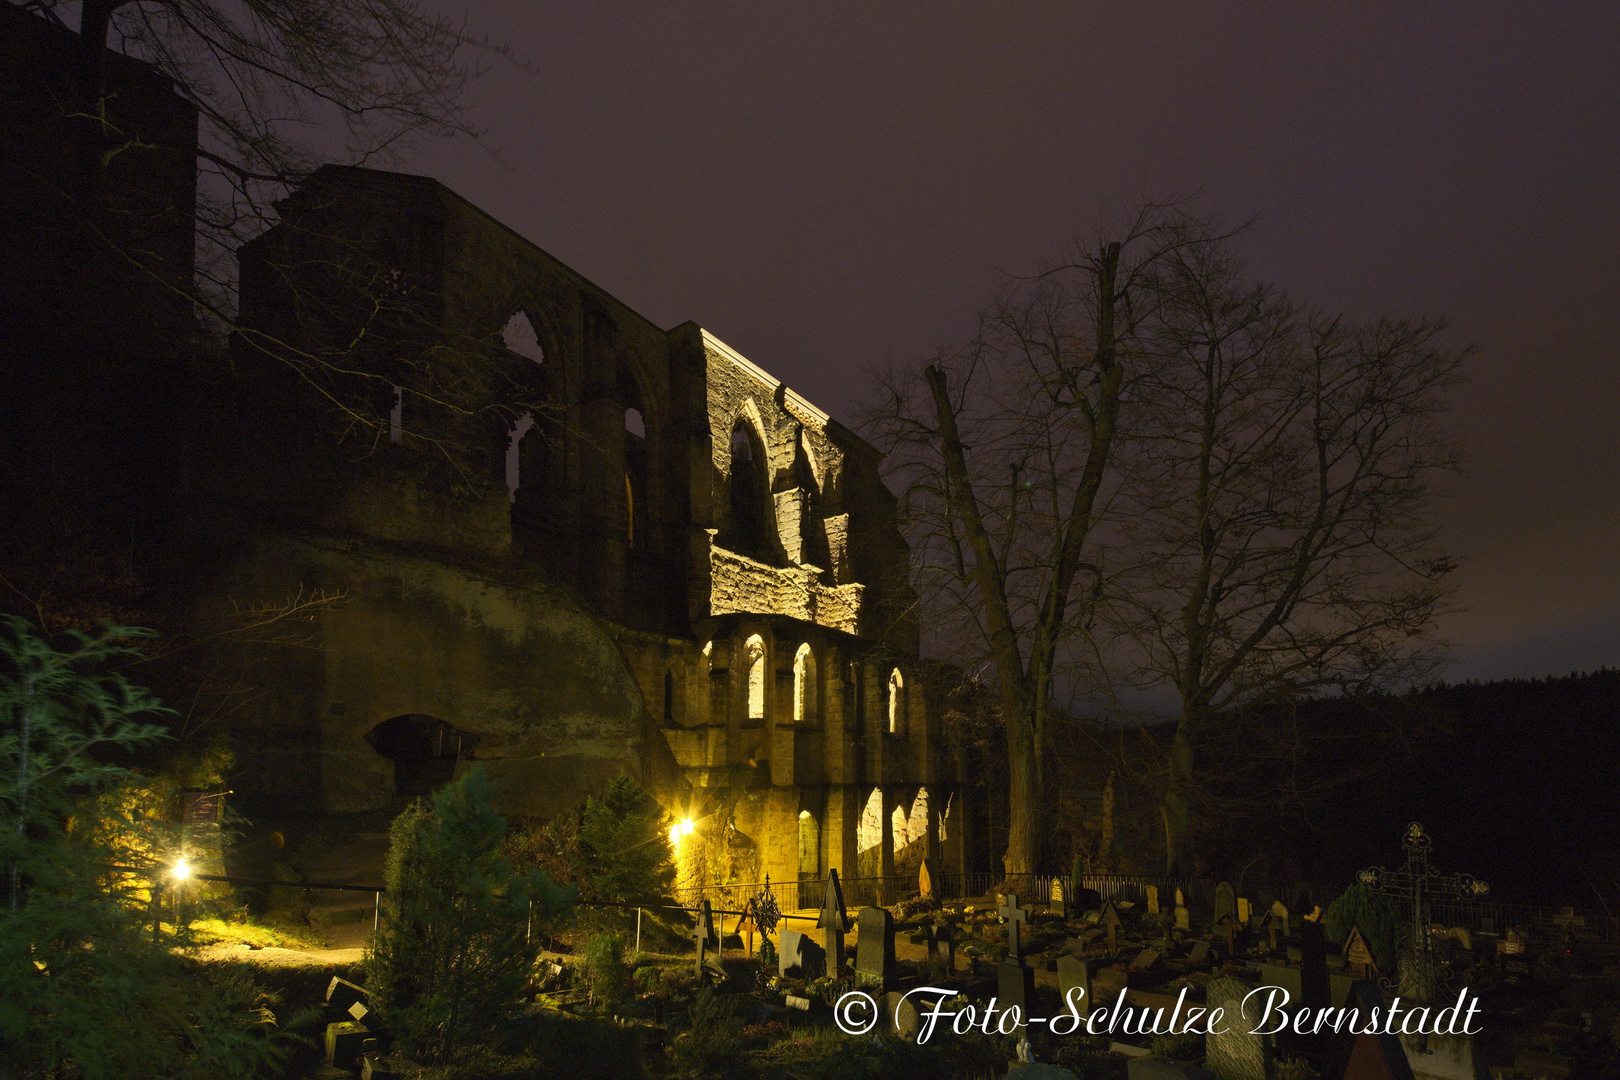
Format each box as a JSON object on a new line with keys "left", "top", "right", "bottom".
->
{"left": 1160, "top": 725, "right": 1195, "bottom": 875}
{"left": 1002, "top": 699, "right": 1041, "bottom": 877}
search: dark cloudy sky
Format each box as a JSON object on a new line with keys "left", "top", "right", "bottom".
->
{"left": 406, "top": 2, "right": 1619, "bottom": 684}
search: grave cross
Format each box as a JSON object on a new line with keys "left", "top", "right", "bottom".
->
{"left": 1100, "top": 899, "right": 1123, "bottom": 952}
{"left": 692, "top": 899, "right": 721, "bottom": 979}
{"left": 999, "top": 894, "right": 1030, "bottom": 961}
{"left": 816, "top": 869, "right": 850, "bottom": 974}
{"left": 1357, "top": 822, "right": 1487, "bottom": 1000}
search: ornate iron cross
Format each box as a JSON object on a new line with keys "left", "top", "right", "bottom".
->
{"left": 1357, "top": 822, "right": 1487, "bottom": 999}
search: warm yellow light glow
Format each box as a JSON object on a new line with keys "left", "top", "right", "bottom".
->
{"left": 668, "top": 819, "right": 696, "bottom": 844}
{"left": 171, "top": 858, "right": 192, "bottom": 881}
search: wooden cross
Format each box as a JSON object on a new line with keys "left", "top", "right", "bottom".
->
{"left": 1000, "top": 894, "right": 1030, "bottom": 961}
{"left": 1216, "top": 913, "right": 1239, "bottom": 956}
{"left": 1100, "top": 900, "right": 1123, "bottom": 952}
{"left": 692, "top": 899, "right": 719, "bottom": 979}
{"left": 816, "top": 870, "right": 849, "bottom": 974}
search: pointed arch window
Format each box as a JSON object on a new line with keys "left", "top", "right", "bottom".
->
{"left": 792, "top": 643, "right": 818, "bottom": 723}
{"left": 725, "top": 421, "right": 771, "bottom": 560}
{"left": 887, "top": 668, "right": 906, "bottom": 735}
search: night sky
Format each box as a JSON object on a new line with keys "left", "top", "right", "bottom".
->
{"left": 404, "top": 2, "right": 1620, "bottom": 686}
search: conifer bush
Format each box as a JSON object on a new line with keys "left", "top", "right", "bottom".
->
{"left": 367, "top": 766, "right": 574, "bottom": 1063}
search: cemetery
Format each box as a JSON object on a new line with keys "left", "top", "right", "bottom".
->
{"left": 148, "top": 810, "right": 1617, "bottom": 1080}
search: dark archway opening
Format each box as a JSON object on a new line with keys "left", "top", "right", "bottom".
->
{"left": 366, "top": 714, "right": 478, "bottom": 796}
{"left": 725, "top": 421, "right": 772, "bottom": 561}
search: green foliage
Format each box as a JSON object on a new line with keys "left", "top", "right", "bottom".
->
{"left": 506, "top": 777, "right": 673, "bottom": 934}
{"left": 582, "top": 932, "right": 631, "bottom": 1015}
{"left": 367, "top": 766, "right": 575, "bottom": 1063}
{"left": 0, "top": 617, "right": 297, "bottom": 1078}
{"left": 1324, "top": 881, "right": 1401, "bottom": 971}
{"left": 577, "top": 776, "right": 675, "bottom": 904}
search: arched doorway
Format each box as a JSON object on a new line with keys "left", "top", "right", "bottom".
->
{"left": 366, "top": 714, "right": 478, "bottom": 796}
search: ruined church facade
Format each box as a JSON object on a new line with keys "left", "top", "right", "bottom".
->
{"left": 208, "top": 165, "right": 975, "bottom": 891}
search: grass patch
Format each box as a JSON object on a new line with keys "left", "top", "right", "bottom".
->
{"left": 187, "top": 916, "right": 328, "bottom": 950}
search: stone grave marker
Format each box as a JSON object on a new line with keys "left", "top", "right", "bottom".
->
{"left": 1145, "top": 884, "right": 1160, "bottom": 915}
{"left": 1215, "top": 882, "right": 1236, "bottom": 924}
{"left": 1100, "top": 899, "right": 1124, "bottom": 951}
{"left": 1270, "top": 899, "right": 1291, "bottom": 935}
{"left": 1001, "top": 893, "right": 1031, "bottom": 960}
{"left": 1093, "top": 964, "right": 1128, "bottom": 1002}
{"left": 1133, "top": 947, "right": 1163, "bottom": 971}
{"left": 854, "top": 905, "right": 895, "bottom": 988}
{"left": 361, "top": 1057, "right": 412, "bottom": 1080}
{"left": 816, "top": 870, "right": 850, "bottom": 975}
{"left": 1255, "top": 961, "right": 1304, "bottom": 1003}
{"left": 1205, "top": 976, "right": 1272, "bottom": 1080}
{"left": 779, "top": 926, "right": 826, "bottom": 979}
{"left": 325, "top": 1022, "right": 370, "bottom": 1069}
{"left": 1344, "top": 925, "right": 1378, "bottom": 979}
{"left": 1173, "top": 890, "right": 1191, "bottom": 933}
{"left": 1057, "top": 954, "right": 1091, "bottom": 1014}
{"left": 1326, "top": 979, "right": 1417, "bottom": 1080}
{"left": 1050, "top": 876, "right": 1067, "bottom": 918}
{"left": 326, "top": 976, "right": 369, "bottom": 1015}
{"left": 1237, "top": 896, "right": 1251, "bottom": 925}
{"left": 1189, "top": 940, "right": 1211, "bottom": 964}
{"left": 1300, "top": 921, "right": 1330, "bottom": 1013}
{"left": 692, "top": 899, "right": 720, "bottom": 980}
{"left": 996, "top": 953, "right": 1036, "bottom": 1039}
{"left": 918, "top": 858, "right": 934, "bottom": 899}
{"left": 883, "top": 990, "right": 923, "bottom": 1041}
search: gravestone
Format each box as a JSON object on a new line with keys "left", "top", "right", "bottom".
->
{"left": 1215, "top": 913, "right": 1240, "bottom": 957}
{"left": 1001, "top": 893, "right": 1031, "bottom": 960}
{"left": 1133, "top": 947, "right": 1163, "bottom": 970}
{"left": 1050, "top": 876, "right": 1067, "bottom": 918}
{"left": 1173, "top": 889, "right": 1191, "bottom": 933}
{"left": 1255, "top": 962, "right": 1304, "bottom": 1003}
{"left": 325, "top": 1022, "right": 370, "bottom": 1069}
{"left": 692, "top": 899, "right": 720, "bottom": 979}
{"left": 927, "top": 922, "right": 957, "bottom": 969}
{"left": 997, "top": 954, "right": 1036, "bottom": 1038}
{"left": 1326, "top": 979, "right": 1417, "bottom": 1080}
{"left": 1057, "top": 954, "right": 1091, "bottom": 1014}
{"left": 1093, "top": 964, "right": 1129, "bottom": 1001}
{"left": 918, "top": 858, "right": 934, "bottom": 899}
{"left": 882, "top": 990, "right": 923, "bottom": 1041}
{"left": 780, "top": 927, "right": 826, "bottom": 979}
{"left": 1145, "top": 884, "right": 1160, "bottom": 915}
{"left": 1344, "top": 925, "right": 1378, "bottom": 979}
{"left": 326, "top": 976, "right": 369, "bottom": 1015}
{"left": 1189, "top": 940, "right": 1211, "bottom": 963}
{"left": 1214, "top": 882, "right": 1236, "bottom": 924}
{"left": 361, "top": 1057, "right": 411, "bottom": 1080}
{"left": 854, "top": 905, "right": 895, "bottom": 988}
{"left": 816, "top": 870, "right": 850, "bottom": 975}
{"left": 1299, "top": 921, "right": 1330, "bottom": 1013}
{"left": 1236, "top": 897, "right": 1251, "bottom": 925}
{"left": 1204, "top": 976, "right": 1272, "bottom": 1080}
{"left": 1270, "top": 900, "right": 1291, "bottom": 936}
{"left": 1101, "top": 900, "right": 1124, "bottom": 951}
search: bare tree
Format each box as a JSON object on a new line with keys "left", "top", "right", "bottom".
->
{"left": 864, "top": 206, "right": 1215, "bottom": 877}
{"left": 1102, "top": 229, "right": 1464, "bottom": 873}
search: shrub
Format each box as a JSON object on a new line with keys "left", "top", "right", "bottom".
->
{"left": 582, "top": 932, "right": 631, "bottom": 1015}
{"left": 367, "top": 766, "right": 574, "bottom": 1063}
{"left": 1323, "top": 882, "right": 1400, "bottom": 971}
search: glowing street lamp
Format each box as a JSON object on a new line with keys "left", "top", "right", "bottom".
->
{"left": 668, "top": 819, "right": 696, "bottom": 844}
